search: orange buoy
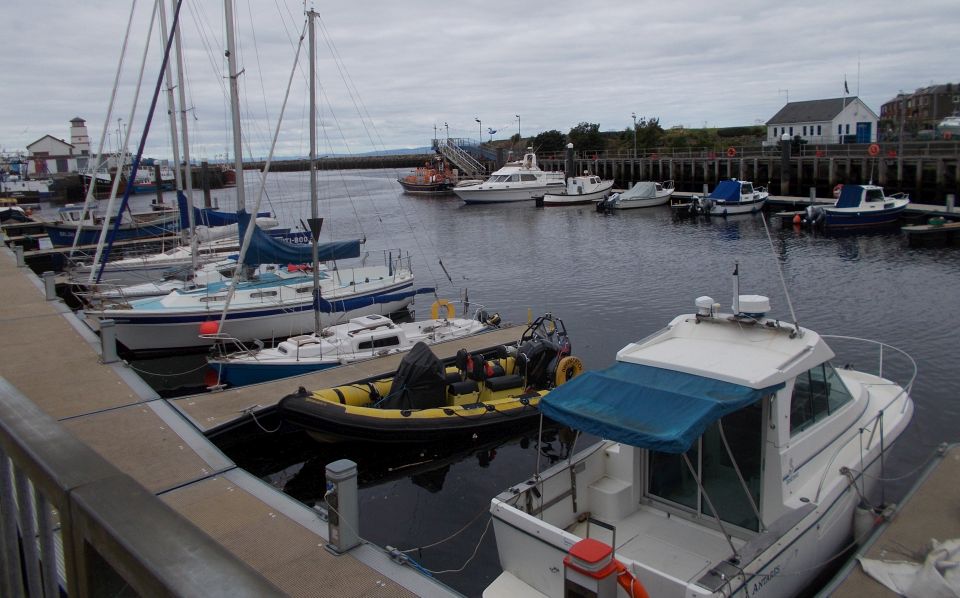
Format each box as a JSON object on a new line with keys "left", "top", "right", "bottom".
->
{"left": 726, "top": 147, "right": 737, "bottom": 158}
{"left": 793, "top": 213, "right": 802, "bottom": 225}
{"left": 199, "top": 321, "right": 220, "bottom": 335}
{"left": 867, "top": 143, "right": 880, "bottom": 157}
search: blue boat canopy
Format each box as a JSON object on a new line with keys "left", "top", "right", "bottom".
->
{"left": 834, "top": 184, "right": 865, "bottom": 209}
{"left": 540, "top": 362, "right": 784, "bottom": 453}
{"left": 708, "top": 180, "right": 743, "bottom": 202}
{"left": 176, "top": 192, "right": 271, "bottom": 229}
{"left": 236, "top": 210, "right": 361, "bottom": 266}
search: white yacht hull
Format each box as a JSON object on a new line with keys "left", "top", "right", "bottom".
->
{"left": 605, "top": 190, "right": 673, "bottom": 209}
{"left": 455, "top": 183, "right": 564, "bottom": 204}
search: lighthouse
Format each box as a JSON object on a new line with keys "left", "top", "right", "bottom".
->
{"left": 70, "top": 117, "right": 90, "bottom": 155}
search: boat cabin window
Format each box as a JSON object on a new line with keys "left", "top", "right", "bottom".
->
{"left": 357, "top": 336, "right": 401, "bottom": 350}
{"left": 520, "top": 174, "right": 537, "bottom": 182}
{"left": 789, "top": 362, "right": 853, "bottom": 435}
{"left": 741, "top": 183, "right": 753, "bottom": 194}
{"left": 508, "top": 174, "right": 520, "bottom": 182}
{"left": 864, "top": 188, "right": 884, "bottom": 202}
{"left": 647, "top": 400, "right": 764, "bottom": 532}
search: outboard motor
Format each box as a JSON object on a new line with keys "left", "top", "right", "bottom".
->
{"left": 697, "top": 196, "right": 714, "bottom": 215}
{"left": 596, "top": 192, "right": 618, "bottom": 212}
{"left": 804, "top": 205, "right": 825, "bottom": 228}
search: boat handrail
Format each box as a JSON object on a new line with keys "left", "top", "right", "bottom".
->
{"left": 820, "top": 334, "right": 917, "bottom": 400}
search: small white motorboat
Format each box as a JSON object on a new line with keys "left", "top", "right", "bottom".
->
{"left": 207, "top": 303, "right": 502, "bottom": 387}
{"left": 596, "top": 180, "right": 675, "bottom": 211}
{"left": 485, "top": 272, "right": 915, "bottom": 598}
{"left": 673, "top": 179, "right": 768, "bottom": 216}
{"left": 540, "top": 174, "right": 615, "bottom": 206}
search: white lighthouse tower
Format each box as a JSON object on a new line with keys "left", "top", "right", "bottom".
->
{"left": 69, "top": 117, "right": 90, "bottom": 155}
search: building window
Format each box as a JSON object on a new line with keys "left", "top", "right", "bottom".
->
{"left": 773, "top": 127, "right": 777, "bottom": 137}
{"left": 845, "top": 124, "right": 850, "bottom": 134}
{"left": 838, "top": 124, "right": 842, "bottom": 135}
{"left": 803, "top": 126, "right": 807, "bottom": 135}
{"left": 817, "top": 125, "right": 822, "bottom": 135}
{"left": 789, "top": 126, "right": 794, "bottom": 135}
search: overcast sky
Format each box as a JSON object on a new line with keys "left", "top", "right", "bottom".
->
{"left": 2, "top": 0, "right": 957, "bottom": 161}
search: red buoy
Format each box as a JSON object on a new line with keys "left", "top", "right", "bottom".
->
{"left": 793, "top": 213, "right": 802, "bottom": 225}
{"left": 199, "top": 321, "right": 220, "bottom": 335}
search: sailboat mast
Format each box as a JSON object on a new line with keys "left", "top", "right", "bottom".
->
{"left": 308, "top": 9, "right": 320, "bottom": 334}
{"left": 225, "top": 0, "right": 245, "bottom": 212}
{"left": 171, "top": 0, "right": 198, "bottom": 271}
{"left": 158, "top": 0, "right": 186, "bottom": 232}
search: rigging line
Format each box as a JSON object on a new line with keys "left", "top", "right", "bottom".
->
{"left": 760, "top": 209, "right": 800, "bottom": 334}
{"left": 69, "top": 0, "right": 139, "bottom": 260}
{"left": 217, "top": 18, "right": 308, "bottom": 332}
{"left": 242, "top": 0, "right": 273, "bottom": 128}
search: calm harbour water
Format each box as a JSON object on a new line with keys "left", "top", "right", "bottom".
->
{"left": 111, "top": 169, "right": 959, "bottom": 596}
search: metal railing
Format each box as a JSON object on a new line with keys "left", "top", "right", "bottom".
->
{"left": 435, "top": 139, "right": 485, "bottom": 177}
{"left": 0, "top": 377, "right": 282, "bottom": 597}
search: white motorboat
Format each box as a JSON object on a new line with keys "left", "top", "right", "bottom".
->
{"left": 596, "top": 180, "right": 675, "bottom": 211}
{"left": 540, "top": 175, "right": 615, "bottom": 206}
{"left": 207, "top": 303, "right": 501, "bottom": 387}
{"left": 673, "top": 179, "right": 768, "bottom": 216}
{"left": 454, "top": 150, "right": 564, "bottom": 204}
{"left": 486, "top": 281, "right": 915, "bottom": 598}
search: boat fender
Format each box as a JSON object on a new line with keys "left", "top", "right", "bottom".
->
{"left": 833, "top": 183, "right": 843, "bottom": 198}
{"left": 554, "top": 356, "right": 583, "bottom": 386}
{"left": 431, "top": 299, "right": 455, "bottom": 320}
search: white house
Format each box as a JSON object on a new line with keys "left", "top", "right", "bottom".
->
{"left": 766, "top": 97, "right": 879, "bottom": 144}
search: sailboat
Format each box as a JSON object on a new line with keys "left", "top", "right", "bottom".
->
{"left": 82, "top": 4, "right": 425, "bottom": 353}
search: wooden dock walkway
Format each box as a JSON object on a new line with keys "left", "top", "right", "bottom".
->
{"left": 0, "top": 243, "right": 459, "bottom": 596}
{"left": 821, "top": 443, "right": 960, "bottom": 596}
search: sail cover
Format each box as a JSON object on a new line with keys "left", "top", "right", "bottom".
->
{"left": 540, "top": 361, "right": 783, "bottom": 453}
{"left": 708, "top": 180, "right": 743, "bottom": 202}
{"left": 313, "top": 287, "right": 436, "bottom": 313}
{"left": 236, "top": 210, "right": 360, "bottom": 266}
{"left": 621, "top": 181, "right": 658, "bottom": 200}
{"left": 834, "top": 184, "right": 865, "bottom": 209}
{"left": 176, "top": 192, "right": 271, "bottom": 229}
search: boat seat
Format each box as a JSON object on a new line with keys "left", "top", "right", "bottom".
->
{"left": 485, "top": 374, "right": 523, "bottom": 392}
{"left": 444, "top": 370, "right": 463, "bottom": 385}
{"left": 448, "top": 380, "right": 479, "bottom": 396}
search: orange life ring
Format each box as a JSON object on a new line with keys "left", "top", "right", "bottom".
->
{"left": 868, "top": 143, "right": 880, "bottom": 157}
{"left": 833, "top": 183, "right": 843, "bottom": 198}
{"left": 726, "top": 147, "right": 737, "bottom": 158}
{"left": 945, "top": 132, "right": 954, "bottom": 141}
{"left": 430, "top": 299, "right": 455, "bottom": 319}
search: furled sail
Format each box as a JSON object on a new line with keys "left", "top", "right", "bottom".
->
{"left": 236, "top": 210, "right": 361, "bottom": 266}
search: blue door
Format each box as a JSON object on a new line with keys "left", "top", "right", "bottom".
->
{"left": 856, "top": 122, "right": 872, "bottom": 143}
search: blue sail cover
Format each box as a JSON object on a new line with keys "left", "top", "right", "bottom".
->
{"left": 176, "top": 192, "right": 271, "bottom": 229}
{"left": 236, "top": 210, "right": 361, "bottom": 267}
{"left": 834, "top": 185, "right": 864, "bottom": 209}
{"left": 540, "top": 362, "right": 784, "bottom": 453}
{"left": 313, "top": 287, "right": 436, "bottom": 313}
{"left": 708, "top": 180, "right": 743, "bottom": 202}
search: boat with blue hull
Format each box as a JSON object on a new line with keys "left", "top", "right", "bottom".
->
{"left": 804, "top": 184, "right": 909, "bottom": 229}
{"left": 207, "top": 306, "right": 499, "bottom": 387}
{"left": 44, "top": 204, "right": 180, "bottom": 247}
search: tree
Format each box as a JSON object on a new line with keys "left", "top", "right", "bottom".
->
{"left": 510, "top": 133, "right": 522, "bottom": 144}
{"left": 567, "top": 122, "right": 604, "bottom": 151}
{"left": 530, "top": 129, "right": 566, "bottom": 153}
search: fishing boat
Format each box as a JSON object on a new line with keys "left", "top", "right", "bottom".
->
{"left": 803, "top": 184, "right": 909, "bottom": 229}
{"left": 453, "top": 150, "right": 564, "bottom": 204}
{"left": 128, "top": 163, "right": 176, "bottom": 194}
{"left": 539, "top": 174, "right": 615, "bottom": 206}
{"left": 0, "top": 175, "right": 55, "bottom": 199}
{"left": 278, "top": 313, "right": 582, "bottom": 443}
{"left": 43, "top": 204, "right": 180, "bottom": 247}
{"left": 673, "top": 179, "right": 768, "bottom": 216}
{"left": 596, "top": 180, "right": 675, "bottom": 211}
{"left": 206, "top": 302, "right": 502, "bottom": 387}
{"left": 397, "top": 157, "right": 458, "bottom": 195}
{"left": 485, "top": 273, "right": 915, "bottom": 598}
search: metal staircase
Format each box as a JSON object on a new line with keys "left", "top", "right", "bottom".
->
{"left": 434, "top": 138, "right": 485, "bottom": 177}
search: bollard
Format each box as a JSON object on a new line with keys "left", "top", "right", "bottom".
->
{"left": 324, "top": 459, "right": 359, "bottom": 555}
{"left": 702, "top": 183, "right": 709, "bottom": 196}
{"left": 42, "top": 272, "right": 56, "bottom": 301}
{"left": 947, "top": 193, "right": 956, "bottom": 213}
{"left": 809, "top": 187, "right": 816, "bottom": 204}
{"left": 14, "top": 245, "right": 24, "bottom": 267}
{"left": 99, "top": 319, "right": 119, "bottom": 364}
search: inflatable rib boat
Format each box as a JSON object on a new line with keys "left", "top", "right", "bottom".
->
{"left": 278, "top": 313, "right": 582, "bottom": 443}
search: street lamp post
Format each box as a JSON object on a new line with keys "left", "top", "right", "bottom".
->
{"left": 475, "top": 117, "right": 482, "bottom": 147}
{"left": 631, "top": 112, "right": 637, "bottom": 159}
{"left": 515, "top": 114, "right": 520, "bottom": 139}
{"left": 444, "top": 121, "right": 449, "bottom": 140}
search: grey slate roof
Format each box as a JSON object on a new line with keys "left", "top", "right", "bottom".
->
{"left": 766, "top": 98, "right": 856, "bottom": 125}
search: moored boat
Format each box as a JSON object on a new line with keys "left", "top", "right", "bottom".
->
{"left": 673, "top": 179, "right": 768, "bottom": 216}
{"left": 43, "top": 204, "right": 180, "bottom": 247}
{"left": 278, "top": 313, "right": 582, "bottom": 443}
{"left": 485, "top": 277, "right": 915, "bottom": 598}
{"left": 596, "top": 180, "right": 675, "bottom": 211}
{"left": 206, "top": 303, "right": 502, "bottom": 387}
{"left": 803, "top": 184, "right": 909, "bottom": 229}
{"left": 540, "top": 174, "right": 614, "bottom": 206}
{"left": 453, "top": 150, "right": 564, "bottom": 204}
{"left": 397, "top": 158, "right": 459, "bottom": 195}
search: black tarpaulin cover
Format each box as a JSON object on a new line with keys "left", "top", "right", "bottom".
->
{"left": 381, "top": 342, "right": 447, "bottom": 410}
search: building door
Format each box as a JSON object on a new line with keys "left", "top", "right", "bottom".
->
{"left": 856, "top": 122, "right": 872, "bottom": 143}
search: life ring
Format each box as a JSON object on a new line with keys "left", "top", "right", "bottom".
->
{"left": 945, "top": 132, "right": 953, "bottom": 141}
{"left": 430, "top": 299, "right": 455, "bottom": 319}
{"left": 554, "top": 356, "right": 583, "bottom": 386}
{"left": 833, "top": 183, "right": 843, "bottom": 198}
{"left": 726, "top": 147, "right": 737, "bottom": 158}
{"left": 867, "top": 143, "right": 880, "bottom": 157}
